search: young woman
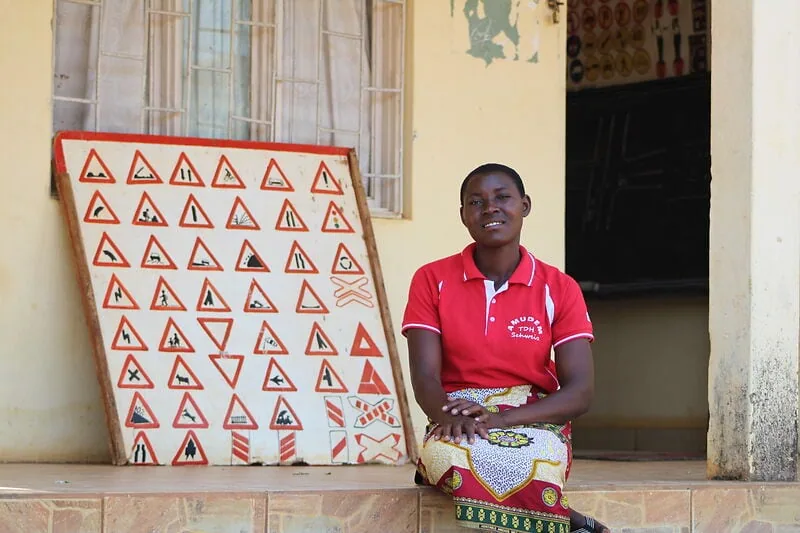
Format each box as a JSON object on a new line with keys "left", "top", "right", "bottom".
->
{"left": 402, "top": 164, "right": 609, "bottom": 532}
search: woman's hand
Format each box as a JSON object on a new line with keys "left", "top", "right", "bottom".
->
{"left": 431, "top": 414, "right": 488, "bottom": 444}
{"left": 441, "top": 399, "right": 488, "bottom": 418}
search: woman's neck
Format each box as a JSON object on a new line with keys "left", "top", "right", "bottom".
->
{"left": 473, "top": 242, "right": 521, "bottom": 288}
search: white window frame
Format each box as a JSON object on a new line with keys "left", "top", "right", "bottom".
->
{"left": 51, "top": 0, "right": 406, "bottom": 217}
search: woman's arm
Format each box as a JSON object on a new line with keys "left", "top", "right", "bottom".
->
{"left": 407, "top": 329, "right": 487, "bottom": 443}
{"left": 479, "top": 338, "right": 595, "bottom": 427}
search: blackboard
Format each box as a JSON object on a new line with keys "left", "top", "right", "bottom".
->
{"left": 565, "top": 73, "right": 711, "bottom": 295}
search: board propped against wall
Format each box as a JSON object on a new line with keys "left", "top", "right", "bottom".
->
{"left": 53, "top": 131, "right": 417, "bottom": 467}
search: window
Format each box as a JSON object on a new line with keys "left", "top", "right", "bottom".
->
{"left": 52, "top": 0, "right": 406, "bottom": 216}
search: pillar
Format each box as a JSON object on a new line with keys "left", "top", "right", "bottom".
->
{"left": 708, "top": 0, "right": 800, "bottom": 481}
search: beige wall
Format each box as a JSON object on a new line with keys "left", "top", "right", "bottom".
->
{"left": 0, "top": 1, "right": 568, "bottom": 461}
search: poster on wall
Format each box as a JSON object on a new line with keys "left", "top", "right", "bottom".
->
{"left": 567, "top": 0, "right": 708, "bottom": 89}
{"left": 52, "top": 131, "right": 416, "bottom": 467}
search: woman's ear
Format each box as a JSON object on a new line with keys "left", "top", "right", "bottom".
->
{"left": 522, "top": 194, "right": 532, "bottom": 217}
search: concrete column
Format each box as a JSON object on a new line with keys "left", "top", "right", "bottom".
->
{"left": 708, "top": 1, "right": 800, "bottom": 481}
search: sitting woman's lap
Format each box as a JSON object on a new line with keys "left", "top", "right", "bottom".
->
{"left": 417, "top": 386, "right": 573, "bottom": 532}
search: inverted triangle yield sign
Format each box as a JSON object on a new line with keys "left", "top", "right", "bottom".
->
{"left": 209, "top": 354, "right": 244, "bottom": 388}
{"left": 197, "top": 317, "right": 233, "bottom": 351}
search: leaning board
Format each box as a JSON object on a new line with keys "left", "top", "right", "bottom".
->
{"left": 53, "top": 131, "right": 415, "bottom": 466}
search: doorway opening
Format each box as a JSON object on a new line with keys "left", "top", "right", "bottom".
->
{"left": 564, "top": 0, "right": 711, "bottom": 460}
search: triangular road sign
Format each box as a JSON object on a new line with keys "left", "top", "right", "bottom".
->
{"left": 130, "top": 431, "right": 159, "bottom": 465}
{"left": 92, "top": 232, "right": 130, "bottom": 267}
{"left": 111, "top": 315, "right": 148, "bottom": 351}
{"left": 179, "top": 193, "right": 214, "bottom": 229}
{"left": 243, "top": 279, "right": 279, "bottom": 313}
{"left": 209, "top": 354, "right": 244, "bottom": 388}
{"left": 284, "top": 241, "right": 319, "bottom": 274}
{"left": 253, "top": 321, "right": 288, "bottom": 355}
{"left": 159, "top": 317, "right": 195, "bottom": 353}
{"left": 196, "top": 278, "right": 231, "bottom": 312}
{"left": 125, "top": 392, "right": 159, "bottom": 429}
{"left": 132, "top": 191, "right": 168, "bottom": 227}
{"left": 223, "top": 394, "right": 259, "bottom": 430}
{"left": 235, "top": 240, "right": 269, "bottom": 272}
{"left": 357, "top": 360, "right": 391, "bottom": 395}
{"left": 263, "top": 358, "right": 297, "bottom": 392}
{"left": 197, "top": 317, "right": 233, "bottom": 351}
{"left": 149, "top": 276, "right": 186, "bottom": 311}
{"left": 126, "top": 149, "right": 163, "bottom": 184}
{"left": 331, "top": 243, "right": 365, "bottom": 275}
{"left": 310, "top": 161, "right": 343, "bottom": 195}
{"left": 172, "top": 430, "right": 208, "bottom": 465}
{"left": 274, "top": 199, "right": 309, "bottom": 232}
{"left": 226, "top": 196, "right": 260, "bottom": 230}
{"left": 350, "top": 323, "right": 383, "bottom": 357}
{"left": 102, "top": 274, "right": 139, "bottom": 310}
{"left": 173, "top": 392, "right": 209, "bottom": 429}
{"left": 321, "top": 201, "right": 355, "bottom": 233}
{"left": 296, "top": 280, "right": 329, "bottom": 314}
{"left": 269, "top": 395, "right": 303, "bottom": 430}
{"left": 211, "top": 155, "right": 246, "bottom": 189}
{"left": 79, "top": 149, "right": 115, "bottom": 183}
{"left": 83, "top": 190, "right": 120, "bottom": 224}
{"left": 167, "top": 355, "right": 204, "bottom": 390}
{"left": 315, "top": 359, "right": 349, "bottom": 393}
{"left": 305, "top": 321, "right": 338, "bottom": 355}
{"left": 140, "top": 235, "right": 177, "bottom": 270}
{"left": 117, "top": 354, "right": 154, "bottom": 389}
{"left": 169, "top": 152, "right": 204, "bottom": 186}
{"left": 260, "top": 158, "right": 294, "bottom": 191}
{"left": 187, "top": 237, "right": 223, "bottom": 271}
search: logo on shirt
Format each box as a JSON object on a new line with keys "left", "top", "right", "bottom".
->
{"left": 507, "top": 315, "right": 543, "bottom": 341}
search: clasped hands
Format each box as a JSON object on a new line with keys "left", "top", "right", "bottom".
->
{"left": 430, "top": 399, "right": 505, "bottom": 445}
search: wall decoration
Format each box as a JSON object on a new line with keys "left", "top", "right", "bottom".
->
{"left": 52, "top": 132, "right": 416, "bottom": 467}
{"left": 567, "top": 0, "right": 709, "bottom": 89}
{"left": 450, "top": 0, "right": 542, "bottom": 65}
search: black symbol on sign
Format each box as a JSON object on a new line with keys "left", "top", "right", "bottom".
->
{"left": 87, "top": 171, "right": 106, "bottom": 178}
{"left": 182, "top": 409, "right": 197, "bottom": 423}
{"left": 244, "top": 254, "right": 263, "bottom": 269}
{"left": 285, "top": 210, "right": 298, "bottom": 228}
{"left": 133, "top": 443, "right": 148, "bottom": 463}
{"left": 338, "top": 256, "right": 353, "bottom": 271}
{"left": 160, "top": 290, "right": 169, "bottom": 306}
{"left": 293, "top": 253, "right": 306, "bottom": 270}
{"left": 176, "top": 374, "right": 190, "bottom": 385}
{"left": 231, "top": 213, "right": 252, "bottom": 226}
{"left": 222, "top": 168, "right": 235, "bottom": 182}
{"left": 122, "top": 329, "right": 131, "bottom": 344}
{"left": 180, "top": 168, "right": 193, "bottom": 182}
{"left": 103, "top": 249, "right": 119, "bottom": 263}
{"left": 127, "top": 369, "right": 141, "bottom": 382}
{"left": 113, "top": 286, "right": 123, "bottom": 302}
{"left": 315, "top": 333, "right": 329, "bottom": 350}
{"left": 92, "top": 205, "right": 105, "bottom": 218}
{"left": 192, "top": 258, "right": 211, "bottom": 267}
{"left": 167, "top": 333, "right": 181, "bottom": 348}
{"left": 230, "top": 415, "right": 248, "bottom": 425}
{"left": 270, "top": 375, "right": 284, "bottom": 386}
{"left": 262, "top": 337, "right": 279, "bottom": 350}
{"left": 133, "top": 167, "right": 154, "bottom": 180}
{"left": 190, "top": 205, "right": 199, "bottom": 222}
{"left": 203, "top": 290, "right": 215, "bottom": 307}
{"left": 138, "top": 208, "right": 160, "bottom": 224}
{"left": 322, "top": 368, "right": 333, "bottom": 387}
{"left": 183, "top": 438, "right": 197, "bottom": 459}
{"left": 147, "top": 253, "right": 166, "bottom": 265}
{"left": 131, "top": 406, "right": 151, "bottom": 424}
{"left": 275, "top": 410, "right": 293, "bottom": 426}
{"left": 249, "top": 299, "right": 267, "bottom": 309}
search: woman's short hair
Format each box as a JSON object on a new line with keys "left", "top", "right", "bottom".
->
{"left": 460, "top": 163, "right": 526, "bottom": 205}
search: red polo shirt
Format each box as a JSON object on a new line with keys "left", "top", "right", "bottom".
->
{"left": 401, "top": 243, "right": 593, "bottom": 394}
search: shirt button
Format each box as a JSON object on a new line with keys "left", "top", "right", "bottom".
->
{"left": 489, "top": 317, "right": 496, "bottom": 322}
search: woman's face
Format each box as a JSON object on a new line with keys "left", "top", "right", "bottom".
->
{"left": 460, "top": 171, "right": 531, "bottom": 248}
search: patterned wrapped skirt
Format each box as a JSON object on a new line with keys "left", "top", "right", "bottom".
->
{"left": 416, "top": 385, "right": 572, "bottom": 532}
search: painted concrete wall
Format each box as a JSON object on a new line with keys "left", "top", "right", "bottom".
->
{"left": 0, "top": 1, "right": 569, "bottom": 461}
